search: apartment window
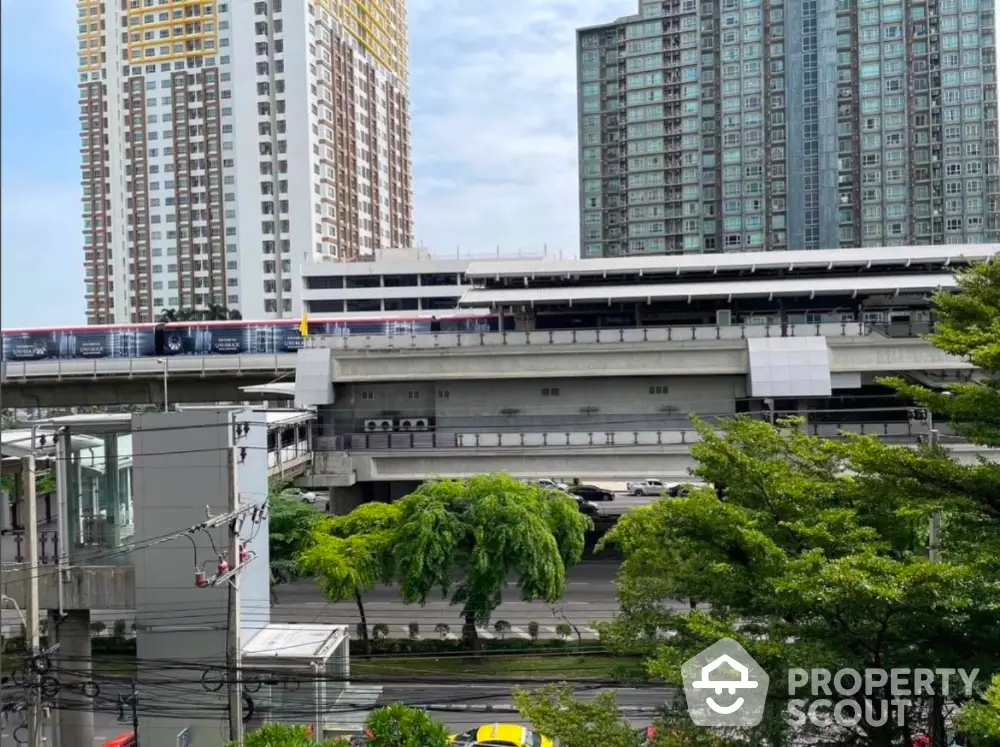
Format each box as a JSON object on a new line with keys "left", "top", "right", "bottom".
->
{"left": 649, "top": 385, "right": 669, "bottom": 395}
{"left": 437, "top": 389, "right": 450, "bottom": 400}
{"left": 360, "top": 390, "right": 375, "bottom": 401}
{"left": 407, "top": 390, "right": 420, "bottom": 400}
{"left": 541, "top": 387, "right": 560, "bottom": 397}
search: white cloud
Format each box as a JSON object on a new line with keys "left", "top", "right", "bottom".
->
{"left": 408, "top": 0, "right": 631, "bottom": 258}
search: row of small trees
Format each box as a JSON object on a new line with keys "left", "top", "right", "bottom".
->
{"left": 270, "top": 473, "right": 593, "bottom": 656}
{"left": 360, "top": 619, "right": 572, "bottom": 642}
{"left": 159, "top": 305, "right": 242, "bottom": 322}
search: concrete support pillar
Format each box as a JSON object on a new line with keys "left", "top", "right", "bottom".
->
{"left": 0, "top": 489, "right": 9, "bottom": 532}
{"left": 49, "top": 609, "right": 94, "bottom": 747}
{"left": 328, "top": 485, "right": 363, "bottom": 515}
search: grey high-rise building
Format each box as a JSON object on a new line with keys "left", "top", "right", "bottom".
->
{"left": 576, "top": 0, "right": 998, "bottom": 257}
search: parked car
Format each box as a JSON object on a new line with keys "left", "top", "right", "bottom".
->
{"left": 536, "top": 478, "right": 570, "bottom": 492}
{"left": 282, "top": 488, "right": 321, "bottom": 504}
{"left": 570, "top": 484, "right": 615, "bottom": 502}
{"left": 450, "top": 724, "right": 554, "bottom": 747}
{"left": 573, "top": 496, "right": 600, "bottom": 516}
{"left": 626, "top": 479, "right": 666, "bottom": 496}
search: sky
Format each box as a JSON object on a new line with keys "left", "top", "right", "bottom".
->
{"left": 0, "top": 0, "right": 630, "bottom": 328}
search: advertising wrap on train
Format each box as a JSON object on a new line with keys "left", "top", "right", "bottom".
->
{"left": 0, "top": 315, "right": 500, "bottom": 361}
{"left": 2, "top": 327, "right": 158, "bottom": 361}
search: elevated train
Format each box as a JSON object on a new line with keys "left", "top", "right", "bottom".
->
{"left": 0, "top": 310, "right": 504, "bottom": 363}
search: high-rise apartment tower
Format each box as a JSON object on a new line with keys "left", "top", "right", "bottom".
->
{"left": 78, "top": 0, "right": 413, "bottom": 323}
{"left": 576, "top": 0, "right": 997, "bottom": 257}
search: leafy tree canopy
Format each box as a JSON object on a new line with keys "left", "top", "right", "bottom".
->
{"left": 599, "top": 417, "right": 1000, "bottom": 746}
{"left": 392, "top": 473, "right": 592, "bottom": 648}
{"left": 887, "top": 258, "right": 1000, "bottom": 448}
{"left": 298, "top": 501, "right": 402, "bottom": 655}
{"left": 364, "top": 704, "right": 450, "bottom": 747}
{"left": 159, "top": 304, "right": 242, "bottom": 322}
{"left": 514, "top": 684, "right": 730, "bottom": 747}
{"left": 268, "top": 487, "right": 323, "bottom": 587}
{"left": 958, "top": 673, "right": 1000, "bottom": 743}
{"left": 236, "top": 722, "right": 350, "bottom": 747}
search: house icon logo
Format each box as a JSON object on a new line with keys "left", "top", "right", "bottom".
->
{"left": 681, "top": 638, "right": 769, "bottom": 727}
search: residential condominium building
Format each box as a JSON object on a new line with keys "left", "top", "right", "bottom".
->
{"left": 576, "top": 0, "right": 998, "bottom": 258}
{"left": 78, "top": 0, "right": 413, "bottom": 324}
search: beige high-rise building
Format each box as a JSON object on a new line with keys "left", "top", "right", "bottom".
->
{"left": 77, "top": 0, "right": 413, "bottom": 324}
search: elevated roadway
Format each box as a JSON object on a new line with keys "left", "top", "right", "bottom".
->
{"left": 306, "top": 425, "right": 999, "bottom": 487}
{"left": 0, "top": 323, "right": 972, "bottom": 407}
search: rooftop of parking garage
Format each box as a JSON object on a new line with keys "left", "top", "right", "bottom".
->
{"left": 462, "top": 244, "right": 999, "bottom": 282}
{"left": 458, "top": 273, "right": 959, "bottom": 307}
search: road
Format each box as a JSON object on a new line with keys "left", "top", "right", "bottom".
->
{"left": 270, "top": 560, "right": 639, "bottom": 641}
{"left": 0, "top": 682, "right": 673, "bottom": 745}
{"left": 0, "top": 493, "right": 669, "bottom": 641}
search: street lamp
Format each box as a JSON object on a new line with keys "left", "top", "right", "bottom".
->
{"left": 156, "top": 358, "right": 169, "bottom": 411}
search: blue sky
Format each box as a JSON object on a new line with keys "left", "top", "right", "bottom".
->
{"left": 0, "top": 0, "right": 629, "bottom": 328}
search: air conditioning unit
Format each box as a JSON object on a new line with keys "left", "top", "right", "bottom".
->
{"left": 398, "top": 419, "right": 414, "bottom": 431}
{"left": 364, "top": 419, "right": 394, "bottom": 432}
{"left": 411, "top": 418, "right": 429, "bottom": 431}
{"left": 716, "top": 309, "right": 733, "bottom": 326}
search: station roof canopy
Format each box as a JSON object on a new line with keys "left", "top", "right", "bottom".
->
{"left": 463, "top": 244, "right": 998, "bottom": 282}
{"left": 458, "top": 273, "right": 958, "bottom": 308}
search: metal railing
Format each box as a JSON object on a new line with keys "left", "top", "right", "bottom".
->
{"left": 267, "top": 439, "right": 312, "bottom": 470}
{"left": 0, "top": 529, "right": 59, "bottom": 565}
{"left": 318, "top": 421, "right": 957, "bottom": 452}
{"left": 307, "top": 321, "right": 886, "bottom": 351}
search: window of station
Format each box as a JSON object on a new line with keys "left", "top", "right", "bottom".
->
{"left": 304, "top": 276, "right": 344, "bottom": 290}
{"left": 384, "top": 298, "right": 419, "bottom": 311}
{"left": 345, "top": 298, "right": 381, "bottom": 312}
{"left": 421, "top": 296, "right": 460, "bottom": 311}
{"left": 306, "top": 300, "right": 344, "bottom": 314}
{"left": 345, "top": 275, "right": 380, "bottom": 289}
{"left": 382, "top": 274, "right": 418, "bottom": 287}
{"left": 420, "top": 273, "right": 460, "bottom": 286}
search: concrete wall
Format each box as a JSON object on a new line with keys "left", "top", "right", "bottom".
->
{"left": 131, "top": 410, "right": 269, "bottom": 747}
{"left": 333, "top": 376, "right": 746, "bottom": 432}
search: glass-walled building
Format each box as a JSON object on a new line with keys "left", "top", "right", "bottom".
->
{"left": 576, "top": 0, "right": 998, "bottom": 257}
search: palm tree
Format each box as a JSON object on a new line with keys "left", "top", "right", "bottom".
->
{"left": 159, "top": 307, "right": 238, "bottom": 323}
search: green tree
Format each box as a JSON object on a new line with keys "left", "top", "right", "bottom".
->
{"left": 513, "top": 684, "right": 642, "bottom": 747}
{"left": 959, "top": 674, "right": 1000, "bottom": 743}
{"left": 364, "top": 703, "right": 450, "bottom": 747}
{"left": 392, "top": 473, "right": 592, "bottom": 651}
{"left": 268, "top": 490, "right": 322, "bottom": 598}
{"left": 513, "top": 684, "right": 729, "bottom": 747}
{"left": 298, "top": 502, "right": 402, "bottom": 657}
{"left": 884, "top": 258, "right": 1000, "bottom": 519}
{"left": 599, "top": 417, "right": 1000, "bottom": 747}
{"left": 159, "top": 305, "right": 242, "bottom": 323}
{"left": 236, "top": 722, "right": 350, "bottom": 747}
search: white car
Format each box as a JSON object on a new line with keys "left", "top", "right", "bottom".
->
{"left": 626, "top": 479, "right": 666, "bottom": 496}
{"left": 284, "top": 488, "right": 320, "bottom": 504}
{"left": 536, "top": 478, "right": 570, "bottom": 492}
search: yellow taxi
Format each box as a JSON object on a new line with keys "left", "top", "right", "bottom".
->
{"left": 449, "top": 723, "right": 554, "bottom": 747}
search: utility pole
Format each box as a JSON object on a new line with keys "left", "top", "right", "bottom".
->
{"left": 24, "top": 426, "right": 42, "bottom": 747}
{"left": 929, "top": 426, "right": 942, "bottom": 564}
{"left": 926, "top": 417, "right": 945, "bottom": 747}
{"left": 117, "top": 682, "right": 139, "bottom": 746}
{"left": 225, "top": 447, "right": 244, "bottom": 745}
